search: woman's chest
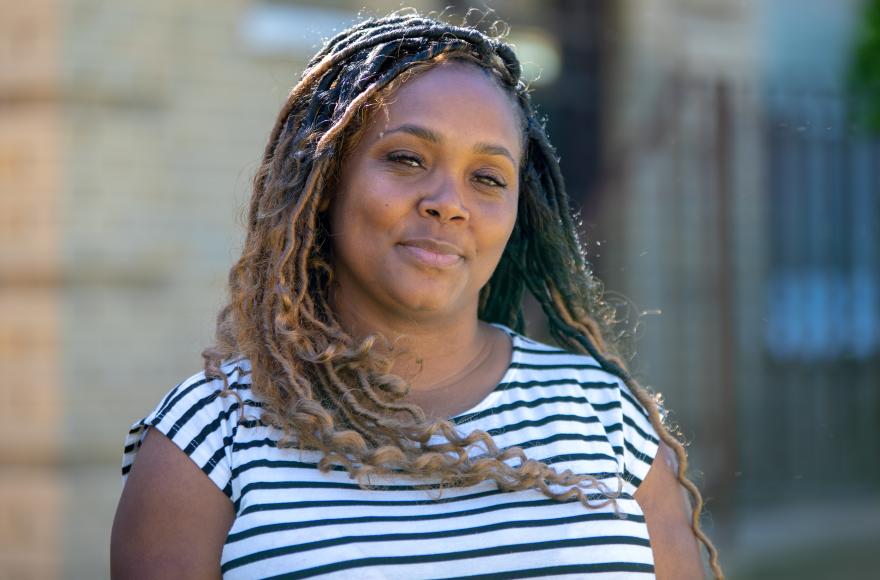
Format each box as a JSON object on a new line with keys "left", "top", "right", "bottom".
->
{"left": 220, "top": 387, "right": 654, "bottom": 578}
{"left": 221, "top": 458, "right": 654, "bottom": 579}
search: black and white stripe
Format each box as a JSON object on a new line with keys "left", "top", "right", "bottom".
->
{"left": 122, "top": 327, "right": 660, "bottom": 578}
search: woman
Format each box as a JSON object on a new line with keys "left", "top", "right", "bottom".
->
{"left": 112, "top": 12, "right": 722, "bottom": 579}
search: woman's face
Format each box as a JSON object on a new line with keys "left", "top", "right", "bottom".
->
{"left": 328, "top": 62, "right": 522, "bottom": 326}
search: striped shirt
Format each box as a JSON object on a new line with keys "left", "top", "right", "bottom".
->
{"left": 122, "top": 327, "right": 660, "bottom": 578}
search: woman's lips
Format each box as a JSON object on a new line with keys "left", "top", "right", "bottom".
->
{"left": 397, "top": 241, "right": 463, "bottom": 269}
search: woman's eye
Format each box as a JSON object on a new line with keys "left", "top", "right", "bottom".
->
{"left": 475, "top": 173, "right": 507, "bottom": 188}
{"left": 386, "top": 152, "right": 423, "bottom": 168}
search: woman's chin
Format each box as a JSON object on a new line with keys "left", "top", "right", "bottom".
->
{"left": 395, "top": 296, "right": 461, "bottom": 317}
{"left": 386, "top": 287, "right": 471, "bottom": 319}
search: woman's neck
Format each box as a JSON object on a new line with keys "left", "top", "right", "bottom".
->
{"left": 331, "top": 296, "right": 493, "bottom": 393}
{"left": 392, "top": 320, "right": 495, "bottom": 393}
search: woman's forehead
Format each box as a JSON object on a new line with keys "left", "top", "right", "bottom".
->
{"left": 363, "top": 62, "right": 524, "bottom": 157}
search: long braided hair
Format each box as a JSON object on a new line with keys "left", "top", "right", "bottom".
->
{"left": 203, "top": 11, "right": 722, "bottom": 578}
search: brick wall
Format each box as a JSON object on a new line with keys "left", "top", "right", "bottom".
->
{"left": 0, "top": 0, "right": 62, "bottom": 577}
{"left": 57, "top": 1, "right": 303, "bottom": 576}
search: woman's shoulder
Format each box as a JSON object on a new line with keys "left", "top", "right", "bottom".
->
{"left": 503, "top": 327, "right": 655, "bottom": 423}
{"left": 148, "top": 359, "right": 255, "bottom": 422}
{"left": 121, "top": 357, "right": 259, "bottom": 488}
{"left": 166, "top": 357, "right": 254, "bottom": 402}
{"left": 502, "top": 326, "right": 620, "bottom": 381}
{"left": 489, "top": 326, "right": 661, "bottom": 494}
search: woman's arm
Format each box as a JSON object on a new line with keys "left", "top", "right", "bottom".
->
{"left": 634, "top": 441, "right": 706, "bottom": 580}
{"left": 111, "top": 428, "right": 235, "bottom": 579}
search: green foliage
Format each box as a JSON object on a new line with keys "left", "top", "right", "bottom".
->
{"left": 849, "top": 0, "right": 880, "bottom": 132}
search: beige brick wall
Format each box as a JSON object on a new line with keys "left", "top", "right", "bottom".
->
{"left": 0, "top": 108, "right": 60, "bottom": 281}
{"left": 0, "top": 0, "right": 62, "bottom": 576}
{"left": 0, "top": 0, "right": 59, "bottom": 97}
{"left": 0, "top": 469, "right": 60, "bottom": 580}
{"left": 0, "top": 106, "right": 61, "bottom": 466}
{"left": 58, "top": 0, "right": 297, "bottom": 464}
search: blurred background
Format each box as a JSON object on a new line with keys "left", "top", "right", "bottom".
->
{"left": 1, "top": 0, "right": 878, "bottom": 577}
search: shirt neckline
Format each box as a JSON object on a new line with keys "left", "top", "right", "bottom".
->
{"left": 449, "top": 323, "right": 522, "bottom": 422}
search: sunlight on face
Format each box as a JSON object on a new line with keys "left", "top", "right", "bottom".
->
{"left": 328, "top": 62, "right": 523, "bottom": 327}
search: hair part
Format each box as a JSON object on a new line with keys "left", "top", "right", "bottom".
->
{"left": 202, "top": 11, "right": 723, "bottom": 578}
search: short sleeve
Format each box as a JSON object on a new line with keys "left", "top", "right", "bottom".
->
{"left": 616, "top": 378, "right": 661, "bottom": 495}
{"left": 121, "top": 362, "right": 251, "bottom": 500}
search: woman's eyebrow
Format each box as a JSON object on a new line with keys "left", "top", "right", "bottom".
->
{"left": 473, "top": 142, "right": 516, "bottom": 166}
{"left": 382, "top": 123, "right": 441, "bottom": 143}
{"left": 383, "top": 123, "right": 516, "bottom": 165}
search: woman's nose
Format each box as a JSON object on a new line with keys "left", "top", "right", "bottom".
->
{"left": 417, "top": 176, "right": 470, "bottom": 223}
